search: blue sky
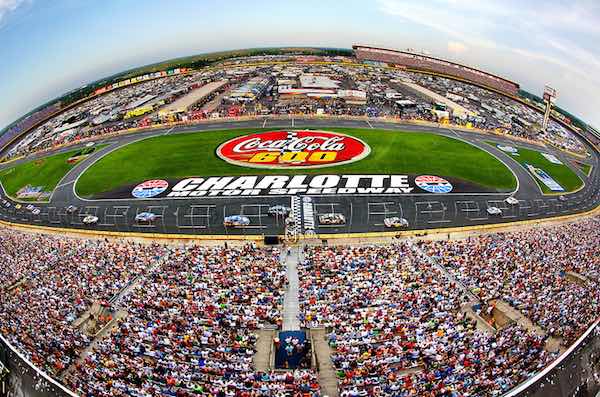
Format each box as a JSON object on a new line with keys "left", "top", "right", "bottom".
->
{"left": 1, "top": 0, "right": 599, "bottom": 128}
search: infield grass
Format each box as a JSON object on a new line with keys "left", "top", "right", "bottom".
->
{"left": 0, "top": 147, "right": 103, "bottom": 201}
{"left": 76, "top": 128, "right": 517, "bottom": 197}
{"left": 486, "top": 141, "right": 583, "bottom": 194}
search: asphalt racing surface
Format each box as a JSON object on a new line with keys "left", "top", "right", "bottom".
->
{"left": 0, "top": 118, "right": 598, "bottom": 238}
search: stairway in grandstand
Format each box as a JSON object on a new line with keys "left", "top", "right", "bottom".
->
{"left": 311, "top": 328, "right": 339, "bottom": 397}
{"left": 492, "top": 299, "right": 565, "bottom": 353}
{"left": 282, "top": 246, "right": 302, "bottom": 330}
{"left": 253, "top": 329, "right": 276, "bottom": 372}
{"left": 62, "top": 309, "right": 127, "bottom": 380}
{"left": 62, "top": 254, "right": 170, "bottom": 379}
{"left": 281, "top": 246, "right": 339, "bottom": 396}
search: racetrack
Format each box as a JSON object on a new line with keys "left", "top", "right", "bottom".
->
{"left": 0, "top": 117, "right": 598, "bottom": 238}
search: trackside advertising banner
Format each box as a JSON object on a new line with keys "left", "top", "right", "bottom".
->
{"left": 129, "top": 174, "right": 465, "bottom": 198}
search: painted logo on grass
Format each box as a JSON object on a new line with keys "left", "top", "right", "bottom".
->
{"left": 216, "top": 130, "right": 370, "bottom": 169}
{"left": 132, "top": 179, "right": 169, "bottom": 198}
{"left": 415, "top": 175, "right": 453, "bottom": 194}
{"left": 497, "top": 145, "right": 519, "bottom": 155}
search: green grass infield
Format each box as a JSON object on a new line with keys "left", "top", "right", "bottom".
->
{"left": 76, "top": 128, "right": 517, "bottom": 197}
{"left": 0, "top": 146, "right": 104, "bottom": 201}
{"left": 486, "top": 141, "right": 583, "bottom": 194}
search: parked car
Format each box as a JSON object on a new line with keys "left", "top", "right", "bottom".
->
{"left": 504, "top": 196, "right": 519, "bottom": 205}
{"left": 14, "top": 204, "right": 22, "bottom": 210}
{"left": 384, "top": 217, "right": 409, "bottom": 228}
{"left": 135, "top": 212, "right": 158, "bottom": 222}
{"left": 223, "top": 215, "right": 250, "bottom": 227}
{"left": 486, "top": 207, "right": 502, "bottom": 216}
{"left": 31, "top": 208, "right": 41, "bottom": 215}
{"left": 268, "top": 205, "right": 291, "bottom": 217}
{"left": 318, "top": 213, "right": 346, "bottom": 225}
{"left": 558, "top": 195, "right": 567, "bottom": 202}
{"left": 82, "top": 215, "right": 99, "bottom": 225}
{"left": 26, "top": 204, "right": 35, "bottom": 211}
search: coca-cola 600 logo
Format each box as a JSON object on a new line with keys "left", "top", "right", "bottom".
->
{"left": 216, "top": 130, "right": 370, "bottom": 169}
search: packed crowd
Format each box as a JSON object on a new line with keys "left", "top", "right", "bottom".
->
{"left": 298, "top": 243, "right": 554, "bottom": 396}
{"left": 1, "top": 214, "right": 598, "bottom": 396}
{"left": 427, "top": 217, "right": 600, "bottom": 345}
{"left": 0, "top": 230, "right": 167, "bottom": 375}
{"left": 66, "top": 244, "right": 321, "bottom": 397}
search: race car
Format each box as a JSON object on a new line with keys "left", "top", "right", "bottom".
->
{"left": 82, "top": 215, "right": 99, "bottom": 225}
{"left": 486, "top": 207, "right": 503, "bottom": 216}
{"left": 65, "top": 205, "right": 78, "bottom": 214}
{"left": 135, "top": 212, "right": 158, "bottom": 223}
{"left": 318, "top": 213, "right": 346, "bottom": 225}
{"left": 383, "top": 217, "right": 409, "bottom": 228}
{"left": 223, "top": 215, "right": 250, "bottom": 227}
{"left": 268, "top": 205, "right": 291, "bottom": 217}
{"left": 504, "top": 196, "right": 519, "bottom": 205}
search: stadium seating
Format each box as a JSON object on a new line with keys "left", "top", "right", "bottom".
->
{"left": 0, "top": 216, "right": 598, "bottom": 395}
{"left": 354, "top": 46, "right": 520, "bottom": 96}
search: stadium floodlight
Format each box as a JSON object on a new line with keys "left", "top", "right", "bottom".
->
{"left": 542, "top": 85, "right": 558, "bottom": 131}
{"left": 543, "top": 85, "right": 558, "bottom": 103}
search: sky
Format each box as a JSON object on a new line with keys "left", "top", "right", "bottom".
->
{"left": 1, "top": 0, "right": 599, "bottom": 129}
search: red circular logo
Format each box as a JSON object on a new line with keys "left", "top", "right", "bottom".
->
{"left": 216, "top": 130, "right": 370, "bottom": 169}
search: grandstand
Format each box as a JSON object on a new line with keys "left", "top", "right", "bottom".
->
{"left": 586, "top": 125, "right": 600, "bottom": 148}
{"left": 353, "top": 45, "right": 520, "bottom": 96}
{"left": 1, "top": 215, "right": 599, "bottom": 396}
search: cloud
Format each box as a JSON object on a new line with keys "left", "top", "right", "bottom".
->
{"left": 447, "top": 41, "right": 468, "bottom": 54}
{"left": 0, "top": 0, "right": 26, "bottom": 22}
{"left": 377, "top": 0, "right": 499, "bottom": 49}
{"left": 377, "top": 0, "right": 600, "bottom": 123}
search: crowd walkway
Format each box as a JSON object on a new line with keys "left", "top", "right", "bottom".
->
{"left": 253, "top": 329, "right": 275, "bottom": 372}
{"left": 282, "top": 246, "right": 301, "bottom": 331}
{"left": 311, "top": 328, "right": 339, "bottom": 397}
